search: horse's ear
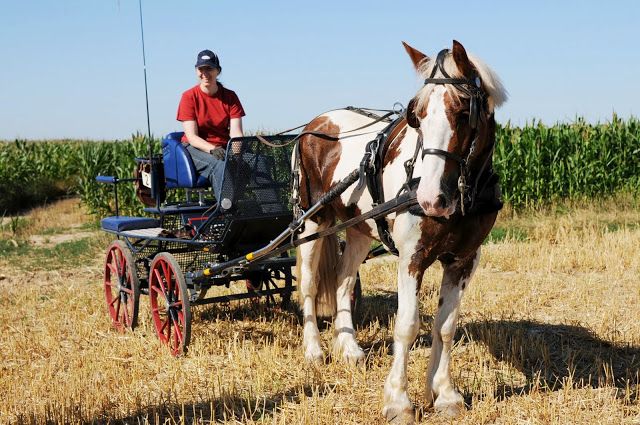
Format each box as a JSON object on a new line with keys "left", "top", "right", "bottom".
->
{"left": 451, "top": 40, "right": 475, "bottom": 77}
{"left": 402, "top": 41, "right": 430, "bottom": 70}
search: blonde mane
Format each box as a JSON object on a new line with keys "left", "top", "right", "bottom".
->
{"left": 414, "top": 50, "right": 508, "bottom": 114}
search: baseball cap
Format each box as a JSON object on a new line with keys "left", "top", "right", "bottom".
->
{"left": 195, "top": 50, "right": 221, "bottom": 70}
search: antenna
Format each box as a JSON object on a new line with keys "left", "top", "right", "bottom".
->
{"left": 138, "top": 0, "right": 152, "bottom": 159}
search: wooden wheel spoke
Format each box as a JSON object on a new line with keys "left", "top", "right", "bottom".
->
{"left": 110, "top": 295, "right": 119, "bottom": 307}
{"left": 172, "top": 319, "right": 183, "bottom": 345}
{"left": 122, "top": 300, "right": 130, "bottom": 324}
{"left": 105, "top": 280, "right": 118, "bottom": 289}
{"left": 106, "top": 263, "right": 119, "bottom": 278}
{"left": 114, "top": 297, "right": 121, "bottom": 319}
{"left": 166, "top": 318, "right": 172, "bottom": 340}
{"left": 111, "top": 250, "right": 122, "bottom": 275}
{"left": 153, "top": 269, "right": 168, "bottom": 298}
{"left": 169, "top": 300, "right": 183, "bottom": 309}
{"left": 161, "top": 261, "right": 173, "bottom": 292}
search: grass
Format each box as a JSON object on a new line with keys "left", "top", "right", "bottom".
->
{"left": 0, "top": 198, "right": 639, "bottom": 424}
{"left": 0, "top": 198, "right": 106, "bottom": 270}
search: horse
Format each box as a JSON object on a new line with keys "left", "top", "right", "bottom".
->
{"left": 293, "top": 40, "right": 508, "bottom": 422}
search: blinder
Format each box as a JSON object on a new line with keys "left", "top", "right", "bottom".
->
{"left": 406, "top": 48, "right": 486, "bottom": 130}
{"left": 405, "top": 98, "right": 420, "bottom": 129}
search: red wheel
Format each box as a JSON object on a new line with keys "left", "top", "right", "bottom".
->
{"left": 148, "top": 253, "right": 191, "bottom": 356}
{"left": 103, "top": 240, "right": 140, "bottom": 331}
{"left": 245, "top": 263, "right": 294, "bottom": 309}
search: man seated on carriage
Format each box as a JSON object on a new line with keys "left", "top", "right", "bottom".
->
{"left": 176, "top": 49, "right": 245, "bottom": 202}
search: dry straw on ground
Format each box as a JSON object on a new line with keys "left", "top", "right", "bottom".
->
{"left": 0, "top": 198, "right": 638, "bottom": 424}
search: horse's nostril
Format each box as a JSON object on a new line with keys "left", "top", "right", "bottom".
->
{"left": 435, "top": 194, "right": 447, "bottom": 209}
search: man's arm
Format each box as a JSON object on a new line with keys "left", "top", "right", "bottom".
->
{"left": 182, "top": 120, "right": 214, "bottom": 153}
{"left": 229, "top": 118, "right": 244, "bottom": 154}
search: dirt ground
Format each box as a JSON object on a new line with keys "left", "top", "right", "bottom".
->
{"left": 0, "top": 198, "right": 639, "bottom": 424}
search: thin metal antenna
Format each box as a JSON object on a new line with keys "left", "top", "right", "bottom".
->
{"left": 138, "top": 0, "right": 152, "bottom": 159}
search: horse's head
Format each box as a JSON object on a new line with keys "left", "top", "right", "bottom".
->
{"left": 402, "top": 40, "right": 507, "bottom": 217}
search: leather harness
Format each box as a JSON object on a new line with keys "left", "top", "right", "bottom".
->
{"left": 351, "top": 48, "right": 503, "bottom": 254}
{"left": 290, "top": 49, "right": 503, "bottom": 255}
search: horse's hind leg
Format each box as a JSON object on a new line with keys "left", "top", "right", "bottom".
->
{"left": 332, "top": 228, "right": 371, "bottom": 365}
{"left": 426, "top": 247, "right": 481, "bottom": 417}
{"left": 297, "top": 219, "right": 329, "bottom": 363}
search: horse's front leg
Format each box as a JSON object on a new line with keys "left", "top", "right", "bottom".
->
{"left": 297, "top": 220, "right": 327, "bottom": 364}
{"left": 383, "top": 219, "right": 423, "bottom": 424}
{"left": 332, "top": 229, "right": 371, "bottom": 365}
{"left": 425, "top": 247, "right": 481, "bottom": 417}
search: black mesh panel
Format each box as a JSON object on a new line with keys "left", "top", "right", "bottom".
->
{"left": 219, "top": 137, "right": 293, "bottom": 218}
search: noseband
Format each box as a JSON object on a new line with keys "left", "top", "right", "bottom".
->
{"left": 405, "top": 48, "right": 488, "bottom": 215}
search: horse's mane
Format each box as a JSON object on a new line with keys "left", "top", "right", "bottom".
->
{"left": 414, "top": 50, "right": 508, "bottom": 114}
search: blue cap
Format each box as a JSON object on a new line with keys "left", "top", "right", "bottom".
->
{"left": 195, "top": 50, "right": 221, "bottom": 70}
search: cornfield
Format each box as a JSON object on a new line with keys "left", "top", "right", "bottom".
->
{"left": 0, "top": 133, "right": 157, "bottom": 216}
{"left": 0, "top": 117, "right": 638, "bottom": 216}
{"left": 495, "top": 115, "right": 640, "bottom": 207}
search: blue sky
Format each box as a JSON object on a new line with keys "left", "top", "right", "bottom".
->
{"left": 1, "top": 0, "right": 638, "bottom": 140}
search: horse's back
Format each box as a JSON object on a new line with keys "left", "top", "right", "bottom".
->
{"left": 298, "top": 109, "right": 387, "bottom": 205}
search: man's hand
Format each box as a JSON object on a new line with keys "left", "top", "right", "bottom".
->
{"left": 209, "top": 147, "right": 226, "bottom": 161}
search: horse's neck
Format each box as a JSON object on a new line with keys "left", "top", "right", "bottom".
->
{"left": 381, "top": 128, "right": 421, "bottom": 200}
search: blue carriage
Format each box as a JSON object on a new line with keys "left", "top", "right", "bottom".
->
{"left": 98, "top": 133, "right": 297, "bottom": 355}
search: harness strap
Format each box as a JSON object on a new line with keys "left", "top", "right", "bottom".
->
{"left": 199, "top": 177, "right": 418, "bottom": 278}
{"left": 364, "top": 116, "right": 407, "bottom": 255}
{"left": 289, "top": 190, "right": 417, "bottom": 254}
{"left": 246, "top": 189, "right": 418, "bottom": 267}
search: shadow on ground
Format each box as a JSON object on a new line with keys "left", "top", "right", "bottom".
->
{"left": 160, "top": 295, "right": 640, "bottom": 412}
{"left": 461, "top": 319, "right": 640, "bottom": 402}
{"left": 86, "top": 384, "right": 335, "bottom": 424}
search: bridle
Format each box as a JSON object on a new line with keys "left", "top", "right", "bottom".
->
{"left": 404, "top": 48, "right": 489, "bottom": 216}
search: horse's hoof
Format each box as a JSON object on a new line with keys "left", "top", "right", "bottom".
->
{"left": 382, "top": 406, "right": 415, "bottom": 424}
{"left": 342, "top": 347, "right": 366, "bottom": 367}
{"left": 304, "top": 346, "right": 324, "bottom": 365}
{"left": 333, "top": 336, "right": 365, "bottom": 366}
{"left": 433, "top": 397, "right": 464, "bottom": 418}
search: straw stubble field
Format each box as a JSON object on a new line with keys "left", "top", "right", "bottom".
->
{"left": 0, "top": 198, "right": 639, "bottom": 424}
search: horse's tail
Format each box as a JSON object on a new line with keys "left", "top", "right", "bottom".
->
{"left": 315, "top": 232, "right": 340, "bottom": 317}
{"left": 296, "top": 232, "right": 340, "bottom": 318}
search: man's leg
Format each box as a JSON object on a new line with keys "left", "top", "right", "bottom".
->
{"left": 185, "top": 144, "right": 224, "bottom": 201}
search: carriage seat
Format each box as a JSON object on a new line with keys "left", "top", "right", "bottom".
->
{"left": 162, "top": 132, "right": 210, "bottom": 189}
{"left": 101, "top": 216, "right": 160, "bottom": 232}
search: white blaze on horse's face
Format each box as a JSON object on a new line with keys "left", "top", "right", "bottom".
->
{"left": 416, "top": 87, "right": 458, "bottom": 218}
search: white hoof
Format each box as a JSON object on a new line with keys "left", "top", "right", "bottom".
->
{"left": 343, "top": 346, "right": 365, "bottom": 366}
{"left": 382, "top": 405, "right": 415, "bottom": 424}
{"left": 433, "top": 391, "right": 465, "bottom": 418}
{"left": 304, "top": 343, "right": 324, "bottom": 365}
{"left": 333, "top": 337, "right": 365, "bottom": 366}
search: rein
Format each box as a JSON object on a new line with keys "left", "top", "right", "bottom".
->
{"left": 257, "top": 106, "right": 401, "bottom": 149}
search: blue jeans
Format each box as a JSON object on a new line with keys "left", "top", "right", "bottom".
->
{"left": 185, "top": 144, "right": 226, "bottom": 201}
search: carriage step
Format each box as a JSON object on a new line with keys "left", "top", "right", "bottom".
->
{"left": 101, "top": 216, "right": 161, "bottom": 232}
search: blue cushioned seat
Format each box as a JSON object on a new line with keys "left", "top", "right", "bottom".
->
{"left": 101, "top": 216, "right": 161, "bottom": 232}
{"left": 162, "top": 132, "right": 210, "bottom": 189}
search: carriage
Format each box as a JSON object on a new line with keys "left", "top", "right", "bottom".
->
{"left": 97, "top": 131, "right": 367, "bottom": 356}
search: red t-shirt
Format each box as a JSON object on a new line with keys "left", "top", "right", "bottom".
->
{"left": 176, "top": 83, "right": 245, "bottom": 147}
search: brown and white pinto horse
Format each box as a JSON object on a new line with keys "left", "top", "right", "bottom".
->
{"left": 294, "top": 40, "right": 507, "bottom": 422}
